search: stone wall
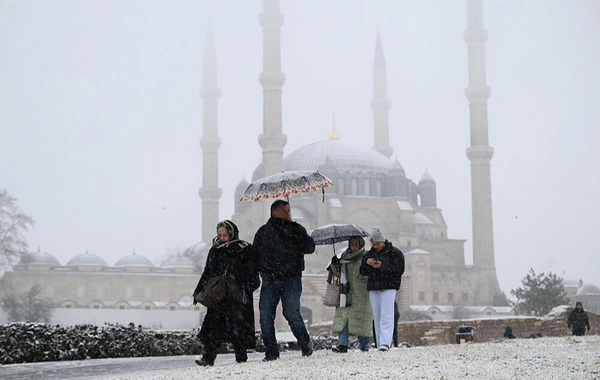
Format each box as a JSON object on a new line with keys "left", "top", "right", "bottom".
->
{"left": 309, "top": 308, "right": 600, "bottom": 346}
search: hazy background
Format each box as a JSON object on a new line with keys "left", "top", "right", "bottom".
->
{"left": 1, "top": 0, "right": 599, "bottom": 297}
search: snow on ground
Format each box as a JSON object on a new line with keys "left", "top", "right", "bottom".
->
{"left": 102, "top": 335, "right": 600, "bottom": 379}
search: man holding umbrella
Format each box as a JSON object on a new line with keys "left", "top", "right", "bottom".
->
{"left": 253, "top": 199, "right": 316, "bottom": 361}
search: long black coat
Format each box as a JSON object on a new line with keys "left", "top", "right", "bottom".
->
{"left": 359, "top": 241, "right": 405, "bottom": 291}
{"left": 193, "top": 239, "right": 260, "bottom": 349}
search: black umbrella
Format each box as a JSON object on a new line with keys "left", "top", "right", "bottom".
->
{"left": 308, "top": 223, "right": 370, "bottom": 253}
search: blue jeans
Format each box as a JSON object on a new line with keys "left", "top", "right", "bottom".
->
{"left": 259, "top": 278, "right": 310, "bottom": 358}
{"left": 338, "top": 323, "right": 371, "bottom": 351}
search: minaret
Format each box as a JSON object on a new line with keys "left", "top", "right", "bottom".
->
{"left": 371, "top": 29, "right": 393, "bottom": 158}
{"left": 198, "top": 18, "right": 222, "bottom": 243}
{"left": 258, "top": 0, "right": 287, "bottom": 176}
{"left": 464, "top": 0, "right": 500, "bottom": 302}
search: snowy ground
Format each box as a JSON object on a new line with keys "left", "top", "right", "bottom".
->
{"left": 100, "top": 335, "right": 600, "bottom": 380}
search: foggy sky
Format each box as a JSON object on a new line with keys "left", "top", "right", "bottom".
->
{"left": 1, "top": 1, "right": 599, "bottom": 297}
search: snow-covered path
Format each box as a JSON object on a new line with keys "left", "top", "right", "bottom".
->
{"left": 2, "top": 336, "right": 598, "bottom": 380}
{"left": 105, "top": 336, "right": 599, "bottom": 380}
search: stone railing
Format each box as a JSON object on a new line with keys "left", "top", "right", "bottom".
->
{"left": 308, "top": 308, "right": 599, "bottom": 347}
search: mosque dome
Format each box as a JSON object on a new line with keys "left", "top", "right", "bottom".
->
{"left": 160, "top": 255, "right": 195, "bottom": 269}
{"left": 66, "top": 252, "right": 108, "bottom": 267}
{"left": 283, "top": 140, "right": 391, "bottom": 175}
{"left": 18, "top": 249, "right": 61, "bottom": 267}
{"left": 577, "top": 283, "right": 600, "bottom": 295}
{"left": 114, "top": 252, "right": 154, "bottom": 268}
{"left": 412, "top": 212, "right": 434, "bottom": 224}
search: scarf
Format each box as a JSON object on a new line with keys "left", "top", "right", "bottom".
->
{"left": 338, "top": 246, "right": 365, "bottom": 307}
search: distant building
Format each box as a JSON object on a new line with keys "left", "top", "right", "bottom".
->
{"left": 564, "top": 279, "right": 600, "bottom": 314}
{"left": 0, "top": 250, "right": 201, "bottom": 329}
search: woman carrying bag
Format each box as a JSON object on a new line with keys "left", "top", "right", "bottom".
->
{"left": 192, "top": 220, "right": 260, "bottom": 366}
{"left": 328, "top": 235, "right": 373, "bottom": 352}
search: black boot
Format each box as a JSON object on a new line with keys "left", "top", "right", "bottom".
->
{"left": 194, "top": 356, "right": 214, "bottom": 367}
{"left": 235, "top": 349, "right": 248, "bottom": 363}
{"left": 195, "top": 349, "right": 216, "bottom": 367}
{"left": 332, "top": 345, "right": 348, "bottom": 353}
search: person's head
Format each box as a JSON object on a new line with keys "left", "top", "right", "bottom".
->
{"left": 271, "top": 199, "right": 291, "bottom": 220}
{"left": 216, "top": 220, "right": 239, "bottom": 243}
{"left": 348, "top": 236, "right": 365, "bottom": 253}
{"left": 370, "top": 227, "right": 386, "bottom": 251}
{"left": 576, "top": 301, "right": 583, "bottom": 309}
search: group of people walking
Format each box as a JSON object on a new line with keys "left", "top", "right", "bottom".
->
{"left": 191, "top": 199, "right": 406, "bottom": 366}
{"left": 190, "top": 198, "right": 592, "bottom": 367}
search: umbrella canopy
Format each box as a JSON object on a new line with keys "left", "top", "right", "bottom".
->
{"left": 239, "top": 170, "right": 334, "bottom": 202}
{"left": 308, "top": 223, "right": 370, "bottom": 246}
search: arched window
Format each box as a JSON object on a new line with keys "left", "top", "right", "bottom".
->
{"left": 364, "top": 179, "right": 370, "bottom": 196}
{"left": 351, "top": 179, "right": 358, "bottom": 195}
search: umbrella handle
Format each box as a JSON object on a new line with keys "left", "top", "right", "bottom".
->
{"left": 322, "top": 188, "right": 325, "bottom": 203}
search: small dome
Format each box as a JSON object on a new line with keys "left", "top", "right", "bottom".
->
{"left": 161, "top": 255, "right": 195, "bottom": 269}
{"left": 577, "top": 284, "right": 600, "bottom": 295}
{"left": 389, "top": 158, "right": 405, "bottom": 175}
{"left": 182, "top": 242, "right": 209, "bottom": 259}
{"left": 66, "top": 252, "right": 108, "bottom": 267}
{"left": 419, "top": 170, "right": 435, "bottom": 185}
{"left": 114, "top": 252, "right": 154, "bottom": 268}
{"left": 412, "top": 212, "right": 434, "bottom": 224}
{"left": 405, "top": 248, "right": 430, "bottom": 255}
{"left": 19, "top": 250, "right": 61, "bottom": 267}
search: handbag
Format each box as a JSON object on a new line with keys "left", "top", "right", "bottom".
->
{"left": 322, "top": 270, "right": 341, "bottom": 307}
{"left": 195, "top": 267, "right": 228, "bottom": 308}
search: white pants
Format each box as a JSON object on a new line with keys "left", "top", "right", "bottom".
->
{"left": 369, "top": 289, "right": 396, "bottom": 349}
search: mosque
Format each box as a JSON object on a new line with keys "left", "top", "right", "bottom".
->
{"left": 9, "top": 1, "right": 598, "bottom": 329}
{"left": 191, "top": 0, "right": 508, "bottom": 325}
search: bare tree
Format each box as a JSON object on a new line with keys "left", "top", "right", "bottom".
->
{"left": 0, "top": 189, "right": 34, "bottom": 277}
{"left": 1, "top": 284, "right": 53, "bottom": 323}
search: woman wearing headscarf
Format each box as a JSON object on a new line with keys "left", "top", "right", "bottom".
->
{"left": 192, "top": 220, "right": 260, "bottom": 366}
{"left": 328, "top": 235, "right": 373, "bottom": 352}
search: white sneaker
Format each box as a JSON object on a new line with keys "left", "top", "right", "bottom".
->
{"left": 378, "top": 345, "right": 389, "bottom": 352}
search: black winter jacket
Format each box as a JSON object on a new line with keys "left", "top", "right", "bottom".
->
{"left": 359, "top": 241, "right": 405, "bottom": 291}
{"left": 253, "top": 217, "right": 315, "bottom": 281}
{"left": 568, "top": 307, "right": 590, "bottom": 334}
